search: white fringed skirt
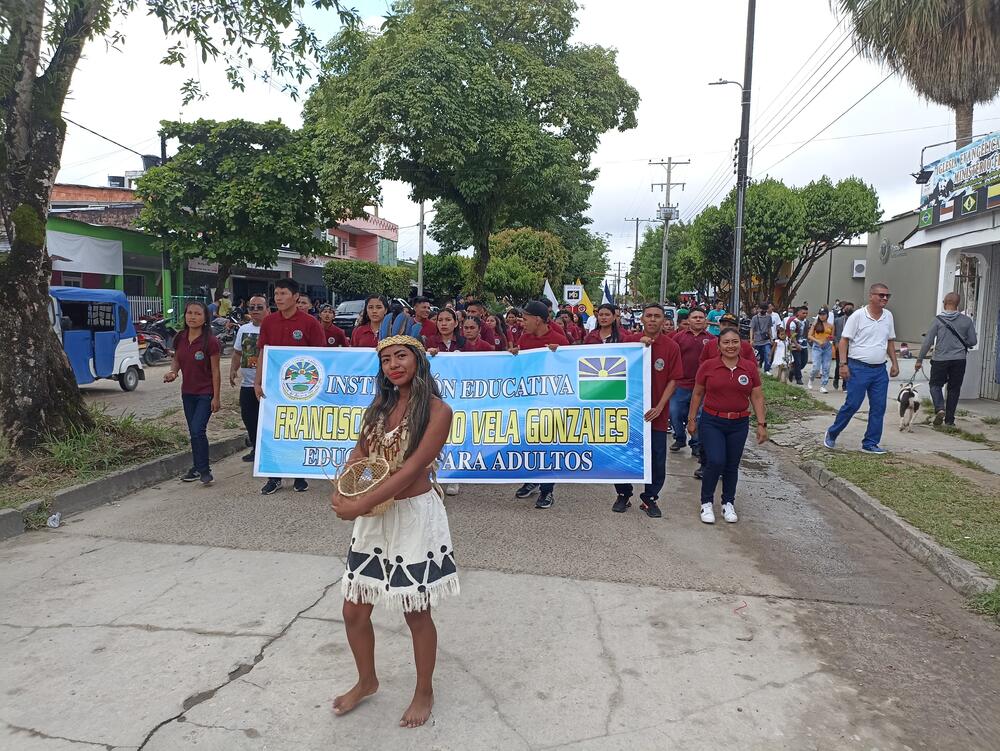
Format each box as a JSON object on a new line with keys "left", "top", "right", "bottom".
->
{"left": 342, "top": 489, "right": 459, "bottom": 612}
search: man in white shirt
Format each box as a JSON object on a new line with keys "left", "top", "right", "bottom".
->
{"left": 229, "top": 295, "right": 267, "bottom": 462}
{"left": 823, "top": 283, "right": 899, "bottom": 454}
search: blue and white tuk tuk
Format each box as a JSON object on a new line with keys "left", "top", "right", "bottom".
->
{"left": 49, "top": 286, "right": 145, "bottom": 391}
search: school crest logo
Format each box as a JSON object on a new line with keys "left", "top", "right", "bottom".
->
{"left": 328, "top": 336, "right": 337, "bottom": 345}
{"left": 654, "top": 358, "right": 665, "bottom": 372}
{"left": 738, "top": 374, "right": 750, "bottom": 386}
{"left": 578, "top": 356, "right": 627, "bottom": 401}
{"left": 292, "top": 329, "right": 304, "bottom": 341}
{"left": 280, "top": 356, "right": 324, "bottom": 401}
{"left": 194, "top": 351, "right": 205, "bottom": 361}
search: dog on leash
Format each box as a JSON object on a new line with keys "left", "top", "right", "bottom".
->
{"left": 897, "top": 382, "right": 920, "bottom": 432}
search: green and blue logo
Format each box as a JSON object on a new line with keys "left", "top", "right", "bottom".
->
{"left": 577, "top": 356, "right": 627, "bottom": 401}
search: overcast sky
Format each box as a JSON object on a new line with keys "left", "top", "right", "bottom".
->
{"left": 57, "top": 0, "right": 1000, "bottom": 283}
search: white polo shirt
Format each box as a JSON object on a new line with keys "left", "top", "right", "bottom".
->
{"left": 841, "top": 306, "right": 895, "bottom": 364}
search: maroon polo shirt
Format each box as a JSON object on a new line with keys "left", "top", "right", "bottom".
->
{"left": 174, "top": 331, "right": 220, "bottom": 395}
{"left": 258, "top": 309, "right": 326, "bottom": 350}
{"left": 648, "top": 334, "right": 683, "bottom": 431}
{"left": 518, "top": 324, "right": 570, "bottom": 350}
{"left": 322, "top": 323, "right": 349, "bottom": 347}
{"left": 584, "top": 328, "right": 637, "bottom": 345}
{"left": 419, "top": 318, "right": 438, "bottom": 338}
{"left": 424, "top": 334, "right": 461, "bottom": 352}
{"left": 674, "top": 329, "right": 716, "bottom": 388}
{"left": 350, "top": 324, "right": 379, "bottom": 348}
{"left": 507, "top": 324, "right": 523, "bottom": 345}
{"left": 696, "top": 357, "right": 761, "bottom": 414}
{"left": 489, "top": 330, "right": 508, "bottom": 351}
{"left": 461, "top": 336, "right": 494, "bottom": 353}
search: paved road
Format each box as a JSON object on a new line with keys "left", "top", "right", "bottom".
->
{"left": 80, "top": 361, "right": 179, "bottom": 419}
{"left": 2, "top": 442, "right": 999, "bottom": 749}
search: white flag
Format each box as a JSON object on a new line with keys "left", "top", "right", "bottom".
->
{"left": 542, "top": 279, "right": 560, "bottom": 308}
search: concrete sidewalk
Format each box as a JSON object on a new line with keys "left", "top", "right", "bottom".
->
{"left": 3, "top": 448, "right": 1000, "bottom": 749}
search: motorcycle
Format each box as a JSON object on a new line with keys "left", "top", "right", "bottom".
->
{"left": 138, "top": 330, "right": 171, "bottom": 366}
{"left": 211, "top": 310, "right": 242, "bottom": 353}
{"left": 137, "top": 309, "right": 178, "bottom": 350}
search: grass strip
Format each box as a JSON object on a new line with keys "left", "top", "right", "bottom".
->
{"left": 816, "top": 452, "right": 999, "bottom": 617}
{"left": 0, "top": 408, "right": 187, "bottom": 511}
{"left": 761, "top": 376, "right": 834, "bottom": 425}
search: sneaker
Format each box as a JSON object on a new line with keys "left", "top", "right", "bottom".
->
{"left": 669, "top": 440, "right": 685, "bottom": 452}
{"left": 807, "top": 379, "right": 814, "bottom": 390}
{"left": 823, "top": 431, "right": 836, "bottom": 449}
{"left": 445, "top": 483, "right": 459, "bottom": 496}
{"left": 933, "top": 410, "right": 945, "bottom": 426}
{"left": 694, "top": 466, "right": 704, "bottom": 480}
{"left": 861, "top": 445, "right": 888, "bottom": 455}
{"left": 535, "top": 491, "right": 554, "bottom": 509}
{"left": 700, "top": 504, "right": 716, "bottom": 524}
{"left": 820, "top": 386, "right": 828, "bottom": 394}
{"left": 200, "top": 471, "right": 215, "bottom": 486}
{"left": 640, "top": 500, "right": 662, "bottom": 518}
{"left": 515, "top": 483, "right": 539, "bottom": 499}
{"left": 242, "top": 450, "right": 255, "bottom": 462}
{"left": 180, "top": 469, "right": 201, "bottom": 482}
{"left": 722, "top": 502, "right": 738, "bottom": 523}
{"left": 293, "top": 478, "right": 309, "bottom": 492}
{"left": 612, "top": 495, "right": 632, "bottom": 513}
{"left": 261, "top": 478, "right": 282, "bottom": 495}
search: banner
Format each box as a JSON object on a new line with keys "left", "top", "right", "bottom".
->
{"left": 254, "top": 344, "right": 651, "bottom": 483}
{"left": 918, "top": 130, "right": 1000, "bottom": 228}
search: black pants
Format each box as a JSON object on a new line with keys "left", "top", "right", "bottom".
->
{"left": 929, "top": 359, "right": 966, "bottom": 424}
{"left": 790, "top": 347, "right": 808, "bottom": 384}
{"left": 615, "top": 429, "right": 668, "bottom": 502}
{"left": 239, "top": 386, "right": 260, "bottom": 448}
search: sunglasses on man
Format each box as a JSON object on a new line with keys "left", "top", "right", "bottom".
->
{"left": 248, "top": 304, "right": 267, "bottom": 311}
{"left": 874, "top": 293, "right": 891, "bottom": 299}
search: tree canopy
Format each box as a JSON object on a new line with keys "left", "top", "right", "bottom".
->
{"left": 305, "top": 0, "right": 638, "bottom": 286}
{"left": 136, "top": 119, "right": 353, "bottom": 300}
{"left": 323, "top": 259, "right": 410, "bottom": 300}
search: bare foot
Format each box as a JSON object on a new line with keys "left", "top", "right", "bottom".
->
{"left": 332, "top": 678, "right": 378, "bottom": 716}
{"left": 399, "top": 689, "right": 433, "bottom": 728}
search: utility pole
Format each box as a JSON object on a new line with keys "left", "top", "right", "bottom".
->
{"left": 624, "top": 217, "right": 658, "bottom": 299}
{"left": 417, "top": 201, "right": 425, "bottom": 296}
{"left": 650, "top": 157, "right": 689, "bottom": 303}
{"left": 731, "top": 0, "right": 757, "bottom": 315}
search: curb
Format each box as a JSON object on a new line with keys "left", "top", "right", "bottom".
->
{"left": 800, "top": 460, "right": 996, "bottom": 597}
{"left": 0, "top": 433, "right": 247, "bottom": 544}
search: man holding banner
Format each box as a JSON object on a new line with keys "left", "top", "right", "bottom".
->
{"left": 612, "top": 303, "right": 682, "bottom": 517}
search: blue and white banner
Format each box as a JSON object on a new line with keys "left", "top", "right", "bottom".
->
{"left": 254, "top": 344, "right": 650, "bottom": 483}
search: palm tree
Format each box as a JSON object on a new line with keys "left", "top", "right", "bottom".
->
{"left": 837, "top": 0, "right": 1000, "bottom": 147}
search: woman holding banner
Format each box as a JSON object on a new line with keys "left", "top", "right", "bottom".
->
{"left": 584, "top": 303, "right": 632, "bottom": 344}
{"left": 350, "top": 295, "right": 388, "bottom": 348}
{"left": 687, "top": 327, "right": 768, "bottom": 525}
{"left": 331, "top": 334, "right": 457, "bottom": 729}
{"left": 485, "top": 313, "right": 509, "bottom": 351}
{"left": 424, "top": 308, "right": 463, "bottom": 354}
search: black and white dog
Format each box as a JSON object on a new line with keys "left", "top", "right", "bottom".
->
{"left": 897, "top": 382, "right": 920, "bottom": 432}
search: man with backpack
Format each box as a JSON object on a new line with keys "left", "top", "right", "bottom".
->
{"left": 915, "top": 292, "right": 978, "bottom": 426}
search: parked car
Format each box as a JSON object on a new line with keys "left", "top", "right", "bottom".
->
{"left": 334, "top": 299, "right": 365, "bottom": 336}
{"left": 49, "top": 286, "right": 145, "bottom": 391}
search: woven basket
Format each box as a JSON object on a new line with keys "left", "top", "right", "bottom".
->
{"left": 336, "top": 457, "right": 395, "bottom": 517}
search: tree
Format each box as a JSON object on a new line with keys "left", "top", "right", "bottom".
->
{"left": 323, "top": 259, "right": 410, "bottom": 300}
{"left": 838, "top": 0, "right": 1000, "bottom": 147}
{"left": 491, "top": 229, "right": 568, "bottom": 285}
{"left": 631, "top": 222, "right": 711, "bottom": 301}
{"left": 560, "top": 226, "right": 610, "bottom": 302}
{"left": 483, "top": 255, "right": 542, "bottom": 304}
{"left": 136, "top": 119, "right": 354, "bottom": 301}
{"left": 0, "top": 0, "right": 353, "bottom": 449}
{"left": 422, "top": 253, "right": 470, "bottom": 302}
{"left": 306, "top": 0, "right": 638, "bottom": 288}
{"left": 782, "top": 176, "right": 881, "bottom": 304}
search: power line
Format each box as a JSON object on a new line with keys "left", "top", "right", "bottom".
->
{"left": 63, "top": 117, "right": 149, "bottom": 157}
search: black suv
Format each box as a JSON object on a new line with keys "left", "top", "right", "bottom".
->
{"left": 334, "top": 299, "right": 365, "bottom": 336}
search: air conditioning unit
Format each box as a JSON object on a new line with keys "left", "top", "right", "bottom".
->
{"left": 852, "top": 260, "right": 867, "bottom": 278}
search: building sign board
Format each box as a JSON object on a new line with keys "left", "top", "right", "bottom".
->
{"left": 918, "top": 131, "right": 1000, "bottom": 228}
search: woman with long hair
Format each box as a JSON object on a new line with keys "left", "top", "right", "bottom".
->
{"left": 350, "top": 295, "right": 389, "bottom": 348}
{"left": 505, "top": 308, "right": 523, "bottom": 346}
{"left": 584, "top": 303, "right": 630, "bottom": 344}
{"left": 485, "top": 313, "right": 509, "bottom": 352}
{"left": 331, "top": 335, "right": 457, "bottom": 729}
{"left": 807, "top": 307, "right": 834, "bottom": 393}
{"left": 687, "top": 327, "right": 768, "bottom": 525}
{"left": 164, "top": 301, "right": 221, "bottom": 486}
{"left": 556, "top": 309, "right": 582, "bottom": 344}
{"left": 424, "top": 307, "right": 463, "bottom": 354}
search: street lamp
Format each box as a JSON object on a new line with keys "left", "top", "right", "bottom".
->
{"left": 710, "top": 0, "right": 756, "bottom": 315}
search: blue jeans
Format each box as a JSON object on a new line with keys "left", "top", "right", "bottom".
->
{"left": 615, "top": 429, "right": 668, "bottom": 502}
{"left": 699, "top": 414, "right": 749, "bottom": 506}
{"left": 669, "top": 387, "right": 699, "bottom": 450}
{"left": 811, "top": 343, "right": 833, "bottom": 386}
{"left": 827, "top": 359, "right": 888, "bottom": 449}
{"left": 182, "top": 393, "right": 213, "bottom": 473}
{"left": 754, "top": 343, "right": 772, "bottom": 371}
